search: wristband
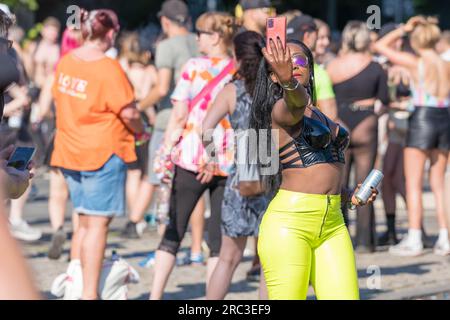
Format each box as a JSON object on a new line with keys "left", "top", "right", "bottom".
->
{"left": 280, "top": 78, "right": 300, "bottom": 91}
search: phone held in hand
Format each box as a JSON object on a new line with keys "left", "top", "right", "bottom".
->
{"left": 7, "top": 146, "right": 36, "bottom": 171}
{"left": 266, "top": 16, "right": 287, "bottom": 54}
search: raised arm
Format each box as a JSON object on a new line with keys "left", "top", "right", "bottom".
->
{"left": 373, "top": 17, "right": 424, "bottom": 69}
{"left": 263, "top": 39, "right": 310, "bottom": 126}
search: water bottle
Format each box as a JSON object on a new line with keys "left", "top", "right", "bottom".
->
{"left": 156, "top": 183, "right": 171, "bottom": 225}
{"left": 355, "top": 169, "right": 384, "bottom": 205}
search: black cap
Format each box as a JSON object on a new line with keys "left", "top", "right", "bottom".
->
{"left": 240, "top": 0, "right": 272, "bottom": 10}
{"left": 158, "top": 0, "right": 189, "bottom": 25}
{"left": 287, "top": 14, "right": 317, "bottom": 36}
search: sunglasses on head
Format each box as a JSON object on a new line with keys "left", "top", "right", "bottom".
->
{"left": 0, "top": 37, "right": 13, "bottom": 49}
{"left": 292, "top": 54, "right": 309, "bottom": 68}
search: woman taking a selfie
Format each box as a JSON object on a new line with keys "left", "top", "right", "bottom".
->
{"left": 249, "top": 36, "right": 378, "bottom": 299}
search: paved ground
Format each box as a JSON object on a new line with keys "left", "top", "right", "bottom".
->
{"left": 12, "top": 172, "right": 450, "bottom": 300}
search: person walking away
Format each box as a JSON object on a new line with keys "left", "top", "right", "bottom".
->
{"left": 203, "top": 31, "right": 270, "bottom": 300}
{"left": 149, "top": 11, "right": 236, "bottom": 300}
{"left": 35, "top": 26, "right": 83, "bottom": 259}
{"left": 237, "top": 0, "right": 276, "bottom": 282}
{"left": 137, "top": 0, "right": 206, "bottom": 264}
{"left": 51, "top": 9, "right": 145, "bottom": 299}
{"left": 118, "top": 31, "right": 158, "bottom": 238}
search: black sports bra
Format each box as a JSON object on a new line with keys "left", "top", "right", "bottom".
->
{"left": 279, "top": 110, "right": 350, "bottom": 170}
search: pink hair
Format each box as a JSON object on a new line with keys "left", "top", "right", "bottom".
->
{"left": 60, "top": 28, "right": 82, "bottom": 57}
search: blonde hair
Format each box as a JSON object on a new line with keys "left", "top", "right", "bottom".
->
{"left": 314, "top": 18, "right": 329, "bottom": 32}
{"left": 341, "top": 21, "right": 371, "bottom": 53}
{"left": 410, "top": 16, "right": 441, "bottom": 50}
{"left": 196, "top": 11, "right": 236, "bottom": 48}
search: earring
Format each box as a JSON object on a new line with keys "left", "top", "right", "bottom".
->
{"left": 269, "top": 81, "right": 282, "bottom": 97}
{"left": 268, "top": 81, "right": 276, "bottom": 93}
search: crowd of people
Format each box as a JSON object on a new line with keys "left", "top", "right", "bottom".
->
{"left": 0, "top": 0, "right": 449, "bottom": 300}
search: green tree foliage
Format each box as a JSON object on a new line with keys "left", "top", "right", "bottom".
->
{"left": 2, "top": 0, "right": 39, "bottom": 11}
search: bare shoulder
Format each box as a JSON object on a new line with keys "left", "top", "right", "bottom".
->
{"left": 326, "top": 56, "right": 344, "bottom": 81}
{"left": 219, "top": 82, "right": 237, "bottom": 109}
{"left": 145, "top": 64, "right": 157, "bottom": 74}
{"left": 145, "top": 64, "right": 158, "bottom": 80}
{"left": 215, "top": 82, "right": 236, "bottom": 102}
{"left": 222, "top": 82, "right": 237, "bottom": 94}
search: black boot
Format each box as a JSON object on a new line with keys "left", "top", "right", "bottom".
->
{"left": 378, "top": 214, "right": 398, "bottom": 246}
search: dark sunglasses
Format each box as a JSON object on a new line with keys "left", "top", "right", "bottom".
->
{"left": 0, "top": 37, "right": 13, "bottom": 49}
{"left": 196, "top": 29, "right": 214, "bottom": 37}
{"left": 292, "top": 54, "right": 309, "bottom": 68}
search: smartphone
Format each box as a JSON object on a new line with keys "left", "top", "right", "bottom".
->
{"left": 266, "top": 16, "right": 287, "bottom": 54}
{"left": 7, "top": 147, "right": 36, "bottom": 171}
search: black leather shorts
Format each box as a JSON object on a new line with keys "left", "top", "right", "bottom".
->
{"left": 406, "top": 107, "right": 450, "bottom": 151}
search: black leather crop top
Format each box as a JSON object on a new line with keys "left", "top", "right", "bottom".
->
{"left": 279, "top": 112, "right": 350, "bottom": 170}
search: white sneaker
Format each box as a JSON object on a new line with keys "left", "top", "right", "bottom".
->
{"left": 434, "top": 240, "right": 450, "bottom": 256}
{"left": 136, "top": 221, "right": 148, "bottom": 237}
{"left": 10, "top": 219, "right": 42, "bottom": 242}
{"left": 389, "top": 235, "right": 424, "bottom": 257}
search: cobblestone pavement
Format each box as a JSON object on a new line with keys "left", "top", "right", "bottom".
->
{"left": 15, "top": 173, "right": 450, "bottom": 300}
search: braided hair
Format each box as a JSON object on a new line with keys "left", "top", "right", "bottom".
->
{"left": 249, "top": 39, "right": 316, "bottom": 195}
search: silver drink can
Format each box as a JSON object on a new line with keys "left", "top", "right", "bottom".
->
{"left": 355, "top": 169, "right": 384, "bottom": 204}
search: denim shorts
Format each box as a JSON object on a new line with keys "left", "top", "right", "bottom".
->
{"left": 61, "top": 154, "right": 127, "bottom": 217}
